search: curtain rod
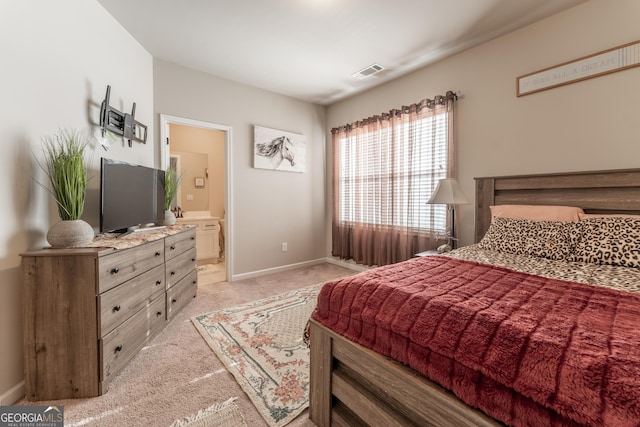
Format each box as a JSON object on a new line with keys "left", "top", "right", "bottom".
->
{"left": 421, "top": 90, "right": 461, "bottom": 108}
{"left": 331, "top": 90, "right": 461, "bottom": 134}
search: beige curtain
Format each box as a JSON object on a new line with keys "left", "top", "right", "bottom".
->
{"left": 331, "top": 91, "right": 457, "bottom": 266}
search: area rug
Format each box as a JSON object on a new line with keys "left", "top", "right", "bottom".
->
{"left": 191, "top": 284, "right": 321, "bottom": 427}
{"left": 169, "top": 398, "right": 247, "bottom": 427}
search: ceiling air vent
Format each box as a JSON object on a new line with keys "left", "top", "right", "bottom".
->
{"left": 352, "top": 63, "right": 384, "bottom": 80}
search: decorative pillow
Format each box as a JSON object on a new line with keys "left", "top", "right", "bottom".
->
{"left": 478, "top": 216, "right": 573, "bottom": 260}
{"left": 571, "top": 217, "right": 640, "bottom": 268}
{"left": 490, "top": 204, "right": 584, "bottom": 222}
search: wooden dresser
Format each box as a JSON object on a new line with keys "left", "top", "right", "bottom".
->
{"left": 21, "top": 225, "right": 197, "bottom": 401}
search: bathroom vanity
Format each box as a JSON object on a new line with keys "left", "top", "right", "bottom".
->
{"left": 176, "top": 211, "right": 221, "bottom": 261}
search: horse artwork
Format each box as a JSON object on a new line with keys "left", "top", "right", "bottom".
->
{"left": 254, "top": 126, "right": 305, "bottom": 172}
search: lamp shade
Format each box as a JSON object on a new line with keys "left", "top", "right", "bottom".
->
{"left": 427, "top": 178, "right": 469, "bottom": 205}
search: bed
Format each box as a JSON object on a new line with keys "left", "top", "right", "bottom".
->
{"left": 309, "top": 168, "right": 640, "bottom": 427}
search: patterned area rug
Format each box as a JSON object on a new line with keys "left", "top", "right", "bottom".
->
{"left": 191, "top": 284, "right": 321, "bottom": 427}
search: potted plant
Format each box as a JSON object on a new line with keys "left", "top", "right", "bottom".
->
{"left": 38, "top": 128, "right": 94, "bottom": 247}
{"left": 161, "top": 166, "right": 181, "bottom": 225}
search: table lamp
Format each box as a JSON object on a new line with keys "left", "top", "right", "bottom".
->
{"left": 426, "top": 178, "right": 469, "bottom": 251}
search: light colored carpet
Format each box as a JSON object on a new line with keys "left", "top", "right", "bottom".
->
{"left": 169, "top": 397, "right": 247, "bottom": 427}
{"left": 192, "top": 284, "right": 321, "bottom": 427}
{"left": 16, "top": 262, "right": 355, "bottom": 426}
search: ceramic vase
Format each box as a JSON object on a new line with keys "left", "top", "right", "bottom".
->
{"left": 47, "top": 219, "right": 94, "bottom": 248}
{"left": 161, "top": 210, "right": 176, "bottom": 226}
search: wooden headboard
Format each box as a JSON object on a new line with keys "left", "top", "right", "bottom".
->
{"left": 474, "top": 168, "right": 640, "bottom": 242}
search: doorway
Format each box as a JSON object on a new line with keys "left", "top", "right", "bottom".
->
{"left": 160, "top": 114, "right": 233, "bottom": 282}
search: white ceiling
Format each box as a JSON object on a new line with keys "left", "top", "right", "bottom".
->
{"left": 97, "top": 0, "right": 587, "bottom": 106}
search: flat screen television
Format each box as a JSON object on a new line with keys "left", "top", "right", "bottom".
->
{"left": 100, "top": 158, "right": 165, "bottom": 234}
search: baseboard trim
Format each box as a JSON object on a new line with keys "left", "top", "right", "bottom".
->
{"left": 230, "top": 258, "right": 327, "bottom": 281}
{"left": 323, "top": 257, "right": 369, "bottom": 272}
{"left": 230, "top": 257, "right": 368, "bottom": 281}
{"left": 0, "top": 381, "right": 24, "bottom": 405}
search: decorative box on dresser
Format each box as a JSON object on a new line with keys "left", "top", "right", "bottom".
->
{"left": 21, "top": 225, "right": 197, "bottom": 401}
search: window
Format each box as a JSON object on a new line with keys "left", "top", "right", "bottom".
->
{"left": 331, "top": 92, "right": 456, "bottom": 266}
{"left": 338, "top": 113, "right": 448, "bottom": 232}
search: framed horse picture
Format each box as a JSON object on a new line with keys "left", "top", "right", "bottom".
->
{"left": 253, "top": 125, "right": 306, "bottom": 173}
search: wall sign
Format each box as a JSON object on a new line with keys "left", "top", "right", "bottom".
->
{"left": 517, "top": 40, "right": 640, "bottom": 97}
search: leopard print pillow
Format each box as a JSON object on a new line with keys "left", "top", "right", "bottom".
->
{"left": 571, "top": 217, "right": 640, "bottom": 268}
{"left": 478, "top": 217, "right": 573, "bottom": 261}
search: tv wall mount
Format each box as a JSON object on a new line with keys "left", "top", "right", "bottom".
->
{"left": 99, "top": 85, "right": 148, "bottom": 147}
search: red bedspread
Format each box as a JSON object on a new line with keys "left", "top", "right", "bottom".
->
{"left": 312, "top": 256, "right": 640, "bottom": 427}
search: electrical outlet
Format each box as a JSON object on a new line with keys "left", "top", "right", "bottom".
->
{"left": 281, "top": 242, "right": 288, "bottom": 252}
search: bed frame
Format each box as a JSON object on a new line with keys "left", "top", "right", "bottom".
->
{"left": 309, "top": 168, "right": 640, "bottom": 427}
{"left": 474, "top": 168, "right": 640, "bottom": 242}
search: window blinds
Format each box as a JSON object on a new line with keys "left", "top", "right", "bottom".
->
{"left": 337, "top": 112, "right": 448, "bottom": 233}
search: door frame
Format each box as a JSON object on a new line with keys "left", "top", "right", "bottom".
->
{"left": 160, "top": 114, "right": 233, "bottom": 281}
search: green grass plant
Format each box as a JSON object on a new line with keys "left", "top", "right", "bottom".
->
{"left": 39, "top": 129, "right": 91, "bottom": 220}
{"left": 164, "top": 166, "right": 181, "bottom": 211}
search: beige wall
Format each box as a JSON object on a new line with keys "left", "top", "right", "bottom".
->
{"left": 171, "top": 150, "right": 210, "bottom": 212}
{"left": 0, "top": 1, "right": 154, "bottom": 403}
{"left": 169, "top": 124, "right": 225, "bottom": 217}
{"left": 326, "top": 0, "right": 640, "bottom": 248}
{"left": 154, "top": 60, "right": 328, "bottom": 276}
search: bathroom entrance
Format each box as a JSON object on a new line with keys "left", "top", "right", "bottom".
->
{"left": 160, "top": 115, "right": 231, "bottom": 282}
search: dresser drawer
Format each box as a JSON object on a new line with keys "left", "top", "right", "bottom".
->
{"left": 98, "top": 264, "right": 165, "bottom": 336}
{"left": 167, "top": 269, "right": 197, "bottom": 320}
{"left": 100, "top": 294, "right": 166, "bottom": 384}
{"left": 165, "top": 227, "right": 196, "bottom": 260}
{"left": 98, "top": 240, "right": 165, "bottom": 293}
{"left": 166, "top": 246, "right": 197, "bottom": 288}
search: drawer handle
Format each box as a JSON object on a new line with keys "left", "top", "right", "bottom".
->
{"left": 155, "top": 251, "right": 161, "bottom": 257}
{"left": 191, "top": 258, "right": 196, "bottom": 262}
{"left": 156, "top": 311, "right": 163, "bottom": 317}
{"left": 156, "top": 280, "right": 162, "bottom": 286}
{"left": 192, "top": 280, "right": 197, "bottom": 284}
{"left": 171, "top": 298, "right": 177, "bottom": 303}
{"left": 115, "top": 345, "right": 123, "bottom": 353}
{"left": 170, "top": 271, "right": 176, "bottom": 276}
{"left": 170, "top": 245, "right": 176, "bottom": 250}
{"left": 110, "top": 267, "right": 120, "bottom": 274}
{"left": 113, "top": 305, "right": 121, "bottom": 312}
{"left": 191, "top": 236, "right": 195, "bottom": 240}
